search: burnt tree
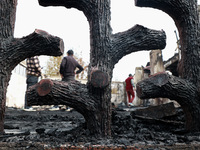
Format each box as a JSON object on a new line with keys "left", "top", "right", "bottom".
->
{"left": 136, "top": 0, "right": 200, "bottom": 132}
{"left": 0, "top": 0, "right": 64, "bottom": 134}
{"left": 27, "top": 0, "right": 166, "bottom": 137}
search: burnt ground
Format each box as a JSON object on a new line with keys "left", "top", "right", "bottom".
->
{"left": 1, "top": 105, "right": 200, "bottom": 150}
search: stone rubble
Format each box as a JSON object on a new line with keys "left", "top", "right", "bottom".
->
{"left": 1, "top": 104, "right": 200, "bottom": 149}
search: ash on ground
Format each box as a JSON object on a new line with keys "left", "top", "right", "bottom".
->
{"left": 1, "top": 103, "right": 200, "bottom": 150}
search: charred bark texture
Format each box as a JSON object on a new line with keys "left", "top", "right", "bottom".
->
{"left": 90, "top": 70, "right": 109, "bottom": 88}
{"left": 27, "top": 79, "right": 103, "bottom": 134}
{"left": 32, "top": 0, "right": 166, "bottom": 137}
{"left": 0, "top": 0, "right": 64, "bottom": 134}
{"left": 111, "top": 25, "right": 166, "bottom": 65}
{"left": 137, "top": 73, "right": 200, "bottom": 131}
{"left": 135, "top": 0, "right": 200, "bottom": 132}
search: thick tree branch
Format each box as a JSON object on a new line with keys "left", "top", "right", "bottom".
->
{"left": 38, "top": 0, "right": 91, "bottom": 12}
{"left": 27, "top": 79, "right": 105, "bottom": 134}
{"left": 136, "top": 73, "right": 198, "bottom": 101}
{"left": 135, "top": 0, "right": 192, "bottom": 24}
{"left": 27, "top": 79, "right": 97, "bottom": 114}
{"left": 136, "top": 73, "right": 200, "bottom": 131}
{"left": 6, "top": 29, "right": 64, "bottom": 69}
{"left": 135, "top": 0, "right": 200, "bottom": 88}
{"left": 111, "top": 25, "right": 166, "bottom": 65}
{"left": 89, "top": 70, "right": 109, "bottom": 88}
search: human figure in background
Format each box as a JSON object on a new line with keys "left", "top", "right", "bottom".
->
{"left": 125, "top": 74, "right": 135, "bottom": 107}
{"left": 57, "top": 49, "right": 83, "bottom": 111}
{"left": 60, "top": 49, "right": 83, "bottom": 82}
{"left": 25, "top": 56, "right": 42, "bottom": 110}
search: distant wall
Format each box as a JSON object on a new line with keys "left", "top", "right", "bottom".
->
{"left": 111, "top": 81, "right": 125, "bottom": 105}
{"left": 6, "top": 63, "right": 26, "bottom": 108}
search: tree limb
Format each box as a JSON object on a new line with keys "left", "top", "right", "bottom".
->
{"left": 136, "top": 73, "right": 200, "bottom": 131}
{"left": 136, "top": 73, "right": 198, "bottom": 102}
{"left": 27, "top": 79, "right": 97, "bottom": 113}
{"left": 38, "top": 0, "right": 91, "bottom": 11}
{"left": 135, "top": 0, "right": 200, "bottom": 88}
{"left": 135, "top": 0, "right": 190, "bottom": 22}
{"left": 6, "top": 29, "right": 64, "bottom": 68}
{"left": 111, "top": 24, "right": 166, "bottom": 65}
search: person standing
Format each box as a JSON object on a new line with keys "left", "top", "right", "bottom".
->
{"left": 125, "top": 74, "right": 135, "bottom": 106}
{"left": 58, "top": 50, "right": 83, "bottom": 111}
{"left": 25, "top": 56, "right": 42, "bottom": 109}
{"left": 59, "top": 49, "right": 83, "bottom": 82}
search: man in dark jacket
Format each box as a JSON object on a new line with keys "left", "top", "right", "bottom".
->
{"left": 59, "top": 50, "right": 83, "bottom": 82}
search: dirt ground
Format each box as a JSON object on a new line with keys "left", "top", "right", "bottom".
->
{"left": 1, "top": 105, "right": 200, "bottom": 150}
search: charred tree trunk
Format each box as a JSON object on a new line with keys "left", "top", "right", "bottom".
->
{"left": 29, "top": 0, "right": 166, "bottom": 137}
{"left": 136, "top": 0, "right": 200, "bottom": 132}
{"left": 0, "top": 0, "right": 64, "bottom": 134}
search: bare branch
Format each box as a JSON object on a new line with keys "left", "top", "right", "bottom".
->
{"left": 111, "top": 25, "right": 166, "bottom": 65}
{"left": 27, "top": 79, "right": 97, "bottom": 113}
{"left": 135, "top": 0, "right": 194, "bottom": 23}
{"left": 135, "top": 0, "right": 200, "bottom": 87}
{"left": 136, "top": 73, "right": 198, "bottom": 102}
{"left": 136, "top": 72, "right": 200, "bottom": 131}
{"left": 38, "top": 0, "right": 91, "bottom": 11}
{"left": 7, "top": 29, "right": 64, "bottom": 68}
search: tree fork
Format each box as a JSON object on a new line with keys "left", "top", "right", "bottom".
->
{"left": 27, "top": 79, "right": 111, "bottom": 135}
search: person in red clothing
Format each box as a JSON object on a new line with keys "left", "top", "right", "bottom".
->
{"left": 125, "top": 74, "right": 135, "bottom": 106}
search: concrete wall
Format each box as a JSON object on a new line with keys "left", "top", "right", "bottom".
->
{"left": 111, "top": 81, "right": 125, "bottom": 105}
{"left": 134, "top": 67, "right": 144, "bottom": 106}
{"left": 6, "top": 63, "right": 26, "bottom": 108}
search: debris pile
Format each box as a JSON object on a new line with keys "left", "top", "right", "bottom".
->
{"left": 1, "top": 103, "right": 200, "bottom": 149}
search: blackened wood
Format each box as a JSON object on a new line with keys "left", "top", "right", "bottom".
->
{"left": 111, "top": 25, "right": 166, "bottom": 65}
{"left": 135, "top": 0, "right": 200, "bottom": 132}
{"left": 131, "top": 102, "right": 176, "bottom": 119}
{"left": 37, "top": 0, "right": 166, "bottom": 137}
{"left": 0, "top": 0, "right": 64, "bottom": 134}
{"left": 36, "top": 79, "right": 53, "bottom": 96}
{"left": 27, "top": 79, "right": 105, "bottom": 134}
{"left": 10, "top": 29, "right": 64, "bottom": 69}
{"left": 90, "top": 70, "right": 109, "bottom": 88}
{"left": 137, "top": 73, "right": 200, "bottom": 131}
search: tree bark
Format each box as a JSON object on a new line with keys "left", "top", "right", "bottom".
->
{"left": 135, "top": 0, "right": 200, "bottom": 132}
{"left": 33, "top": 0, "right": 166, "bottom": 137}
{"left": 27, "top": 79, "right": 102, "bottom": 134}
{"left": 135, "top": 0, "right": 200, "bottom": 87}
{"left": 0, "top": 0, "right": 64, "bottom": 134}
{"left": 137, "top": 73, "right": 200, "bottom": 131}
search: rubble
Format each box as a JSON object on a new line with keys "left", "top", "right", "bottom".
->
{"left": 1, "top": 104, "right": 200, "bottom": 149}
{"left": 131, "top": 102, "right": 177, "bottom": 119}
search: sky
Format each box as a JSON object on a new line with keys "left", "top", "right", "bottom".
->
{"left": 14, "top": 0, "right": 200, "bottom": 81}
